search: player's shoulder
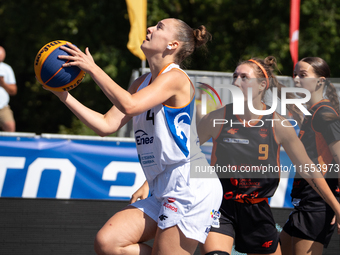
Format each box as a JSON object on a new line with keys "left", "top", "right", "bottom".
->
{"left": 129, "top": 73, "right": 150, "bottom": 94}
{"left": 314, "top": 103, "right": 337, "bottom": 116}
{"left": 160, "top": 67, "right": 189, "bottom": 82}
{"left": 312, "top": 102, "right": 338, "bottom": 123}
{"left": 312, "top": 103, "right": 340, "bottom": 132}
{"left": 153, "top": 68, "right": 191, "bottom": 94}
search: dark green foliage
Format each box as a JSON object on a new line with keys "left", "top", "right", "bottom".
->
{"left": 0, "top": 0, "right": 339, "bottom": 134}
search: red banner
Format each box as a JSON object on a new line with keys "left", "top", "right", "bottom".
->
{"left": 290, "top": 0, "right": 301, "bottom": 68}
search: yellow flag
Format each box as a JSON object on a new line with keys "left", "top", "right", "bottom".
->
{"left": 126, "top": 0, "right": 147, "bottom": 60}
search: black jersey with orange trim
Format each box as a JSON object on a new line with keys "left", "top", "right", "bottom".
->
{"left": 291, "top": 100, "right": 340, "bottom": 211}
{"left": 211, "top": 103, "right": 280, "bottom": 201}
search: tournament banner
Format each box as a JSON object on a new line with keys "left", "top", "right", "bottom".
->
{"left": 0, "top": 133, "right": 146, "bottom": 201}
{"left": 0, "top": 133, "right": 293, "bottom": 207}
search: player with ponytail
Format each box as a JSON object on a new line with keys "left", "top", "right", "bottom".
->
{"left": 44, "top": 18, "right": 222, "bottom": 255}
{"left": 280, "top": 57, "right": 340, "bottom": 255}
{"left": 198, "top": 56, "right": 340, "bottom": 255}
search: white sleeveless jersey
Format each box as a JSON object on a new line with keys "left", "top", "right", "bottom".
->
{"left": 133, "top": 63, "right": 206, "bottom": 184}
{"left": 132, "top": 63, "right": 223, "bottom": 242}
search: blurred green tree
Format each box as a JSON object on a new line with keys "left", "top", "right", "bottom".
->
{"left": 0, "top": 0, "right": 339, "bottom": 135}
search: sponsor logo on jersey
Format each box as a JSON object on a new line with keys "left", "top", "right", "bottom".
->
{"left": 259, "top": 128, "right": 268, "bottom": 138}
{"left": 230, "top": 178, "right": 238, "bottom": 186}
{"left": 224, "top": 191, "right": 233, "bottom": 200}
{"left": 235, "top": 193, "right": 248, "bottom": 200}
{"left": 163, "top": 202, "right": 178, "bottom": 212}
{"left": 239, "top": 179, "right": 260, "bottom": 188}
{"left": 135, "top": 129, "right": 154, "bottom": 145}
{"left": 139, "top": 154, "right": 155, "bottom": 166}
{"left": 205, "top": 226, "right": 211, "bottom": 234}
{"left": 227, "top": 128, "right": 239, "bottom": 135}
{"left": 223, "top": 138, "right": 249, "bottom": 144}
{"left": 174, "top": 112, "right": 191, "bottom": 151}
{"left": 224, "top": 191, "right": 259, "bottom": 200}
{"left": 262, "top": 240, "right": 273, "bottom": 248}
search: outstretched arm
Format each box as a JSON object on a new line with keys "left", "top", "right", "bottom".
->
{"left": 54, "top": 91, "right": 131, "bottom": 136}
{"left": 58, "top": 43, "right": 190, "bottom": 116}
{"left": 275, "top": 115, "right": 340, "bottom": 232}
{"left": 40, "top": 73, "right": 146, "bottom": 136}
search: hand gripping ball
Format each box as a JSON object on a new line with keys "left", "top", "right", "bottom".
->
{"left": 34, "top": 40, "right": 85, "bottom": 92}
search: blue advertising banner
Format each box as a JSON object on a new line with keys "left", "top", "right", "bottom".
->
{"left": 0, "top": 133, "right": 146, "bottom": 200}
{"left": 0, "top": 133, "right": 294, "bottom": 207}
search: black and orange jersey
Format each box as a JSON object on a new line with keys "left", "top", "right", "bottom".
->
{"left": 291, "top": 99, "right": 340, "bottom": 211}
{"left": 211, "top": 103, "right": 280, "bottom": 201}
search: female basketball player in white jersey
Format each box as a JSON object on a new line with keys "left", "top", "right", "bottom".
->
{"left": 43, "top": 18, "right": 222, "bottom": 255}
{"left": 196, "top": 57, "right": 340, "bottom": 255}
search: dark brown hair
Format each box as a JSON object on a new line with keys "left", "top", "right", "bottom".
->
{"left": 300, "top": 57, "right": 340, "bottom": 120}
{"left": 174, "top": 20, "right": 211, "bottom": 65}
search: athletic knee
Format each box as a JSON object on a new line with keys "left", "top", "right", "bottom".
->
{"left": 94, "top": 232, "right": 109, "bottom": 255}
{"left": 205, "top": 251, "right": 230, "bottom": 255}
{"left": 94, "top": 231, "right": 122, "bottom": 255}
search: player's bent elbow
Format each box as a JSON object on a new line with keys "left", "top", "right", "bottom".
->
{"left": 96, "top": 130, "right": 115, "bottom": 137}
{"left": 96, "top": 132, "right": 108, "bottom": 137}
{"left": 122, "top": 104, "right": 140, "bottom": 117}
{"left": 93, "top": 126, "right": 117, "bottom": 137}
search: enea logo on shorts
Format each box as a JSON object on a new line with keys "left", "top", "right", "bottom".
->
{"left": 135, "top": 129, "right": 154, "bottom": 145}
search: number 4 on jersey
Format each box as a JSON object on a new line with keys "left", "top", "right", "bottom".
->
{"left": 146, "top": 110, "right": 154, "bottom": 125}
